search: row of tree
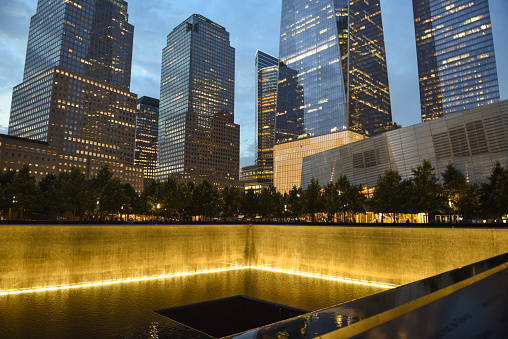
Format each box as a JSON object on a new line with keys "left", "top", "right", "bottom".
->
{"left": 0, "top": 163, "right": 139, "bottom": 220}
{"left": 371, "top": 160, "right": 508, "bottom": 222}
{"left": 1, "top": 160, "right": 507, "bottom": 222}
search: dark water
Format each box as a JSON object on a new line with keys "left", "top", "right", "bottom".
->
{"left": 0, "top": 270, "right": 385, "bottom": 338}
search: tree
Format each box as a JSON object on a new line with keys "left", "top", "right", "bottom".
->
{"left": 221, "top": 186, "right": 241, "bottom": 220}
{"left": 441, "top": 163, "right": 468, "bottom": 221}
{"left": 159, "top": 175, "right": 178, "bottom": 218}
{"left": 90, "top": 164, "right": 127, "bottom": 219}
{"left": 241, "top": 188, "right": 258, "bottom": 220}
{"left": 5, "top": 164, "right": 39, "bottom": 220}
{"left": 323, "top": 181, "right": 340, "bottom": 221}
{"left": 122, "top": 183, "right": 139, "bottom": 220}
{"left": 61, "top": 166, "right": 90, "bottom": 220}
{"left": 400, "top": 178, "right": 418, "bottom": 221}
{"left": 0, "top": 170, "right": 16, "bottom": 219}
{"left": 411, "top": 160, "right": 445, "bottom": 222}
{"left": 345, "top": 183, "right": 366, "bottom": 220}
{"left": 156, "top": 176, "right": 193, "bottom": 220}
{"left": 286, "top": 186, "right": 303, "bottom": 220}
{"left": 38, "top": 173, "right": 59, "bottom": 218}
{"left": 140, "top": 180, "right": 158, "bottom": 216}
{"left": 481, "top": 162, "right": 508, "bottom": 221}
{"left": 98, "top": 177, "right": 127, "bottom": 218}
{"left": 371, "top": 169, "right": 403, "bottom": 222}
{"left": 335, "top": 174, "right": 365, "bottom": 222}
{"left": 459, "top": 183, "right": 481, "bottom": 221}
{"left": 494, "top": 177, "right": 508, "bottom": 220}
{"left": 257, "top": 186, "right": 284, "bottom": 220}
{"left": 174, "top": 179, "right": 192, "bottom": 220}
{"left": 192, "top": 180, "right": 220, "bottom": 220}
{"left": 302, "top": 178, "right": 323, "bottom": 222}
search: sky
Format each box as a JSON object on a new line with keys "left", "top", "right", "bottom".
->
{"left": 0, "top": 0, "right": 507, "bottom": 167}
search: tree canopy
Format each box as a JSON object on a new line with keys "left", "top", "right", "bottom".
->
{"left": 1, "top": 160, "right": 506, "bottom": 223}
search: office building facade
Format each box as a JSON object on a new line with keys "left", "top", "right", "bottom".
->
{"left": 274, "top": 0, "right": 392, "bottom": 192}
{"left": 301, "top": 100, "right": 508, "bottom": 191}
{"left": 239, "top": 164, "right": 263, "bottom": 192}
{"left": 413, "top": 0, "right": 500, "bottom": 121}
{"left": 135, "top": 96, "right": 159, "bottom": 184}
{"left": 8, "top": 0, "right": 143, "bottom": 192}
{"left": 277, "top": 0, "right": 392, "bottom": 142}
{"left": 274, "top": 130, "right": 365, "bottom": 193}
{"left": 255, "top": 50, "right": 279, "bottom": 187}
{"left": 0, "top": 134, "right": 142, "bottom": 189}
{"left": 157, "top": 14, "right": 239, "bottom": 188}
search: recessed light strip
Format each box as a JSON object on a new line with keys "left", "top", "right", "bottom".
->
{"left": 250, "top": 266, "right": 399, "bottom": 289}
{"left": 0, "top": 266, "right": 250, "bottom": 296}
{"left": 0, "top": 266, "right": 397, "bottom": 296}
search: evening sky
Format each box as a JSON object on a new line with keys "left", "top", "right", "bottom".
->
{"left": 0, "top": 0, "right": 506, "bottom": 166}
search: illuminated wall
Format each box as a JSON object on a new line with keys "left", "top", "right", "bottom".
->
{"left": 413, "top": 0, "right": 500, "bottom": 121}
{"left": 1, "top": 225, "right": 507, "bottom": 294}
{"left": 274, "top": 130, "right": 364, "bottom": 193}
{"left": 248, "top": 225, "right": 508, "bottom": 286}
{"left": 0, "top": 225, "right": 248, "bottom": 293}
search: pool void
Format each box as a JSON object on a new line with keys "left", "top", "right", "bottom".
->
{"left": 156, "top": 295, "right": 308, "bottom": 338}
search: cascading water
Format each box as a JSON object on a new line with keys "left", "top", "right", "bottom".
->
{"left": 0, "top": 224, "right": 507, "bottom": 338}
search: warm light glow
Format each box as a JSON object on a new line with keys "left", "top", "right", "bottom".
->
{"left": 0, "top": 265, "right": 398, "bottom": 296}
{"left": 252, "top": 266, "right": 398, "bottom": 289}
{"left": 0, "top": 266, "right": 250, "bottom": 296}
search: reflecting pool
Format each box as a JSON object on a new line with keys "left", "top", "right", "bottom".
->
{"left": 0, "top": 225, "right": 507, "bottom": 337}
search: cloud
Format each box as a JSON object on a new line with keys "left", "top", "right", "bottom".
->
{"left": 0, "top": 0, "right": 35, "bottom": 40}
{"left": 240, "top": 138, "right": 256, "bottom": 168}
{"left": 127, "top": 0, "right": 280, "bottom": 164}
{"left": 2, "top": 0, "right": 506, "bottom": 163}
{"left": 0, "top": 0, "right": 35, "bottom": 128}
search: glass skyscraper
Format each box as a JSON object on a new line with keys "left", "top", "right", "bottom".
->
{"left": 276, "top": 0, "right": 392, "bottom": 142}
{"left": 8, "top": 0, "right": 143, "bottom": 192}
{"left": 157, "top": 14, "right": 239, "bottom": 188}
{"left": 135, "top": 96, "right": 159, "bottom": 185}
{"left": 413, "top": 0, "right": 500, "bottom": 121}
{"left": 255, "top": 50, "right": 279, "bottom": 186}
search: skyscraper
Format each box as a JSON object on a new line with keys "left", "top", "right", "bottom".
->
{"left": 8, "top": 0, "right": 142, "bottom": 192}
{"left": 276, "top": 0, "right": 392, "bottom": 141}
{"left": 413, "top": 0, "right": 500, "bottom": 121}
{"left": 255, "top": 50, "right": 279, "bottom": 186}
{"left": 157, "top": 14, "right": 239, "bottom": 188}
{"left": 274, "top": 0, "right": 392, "bottom": 192}
{"left": 135, "top": 96, "right": 159, "bottom": 185}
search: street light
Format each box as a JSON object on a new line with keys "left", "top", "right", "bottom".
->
{"left": 10, "top": 196, "right": 16, "bottom": 220}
